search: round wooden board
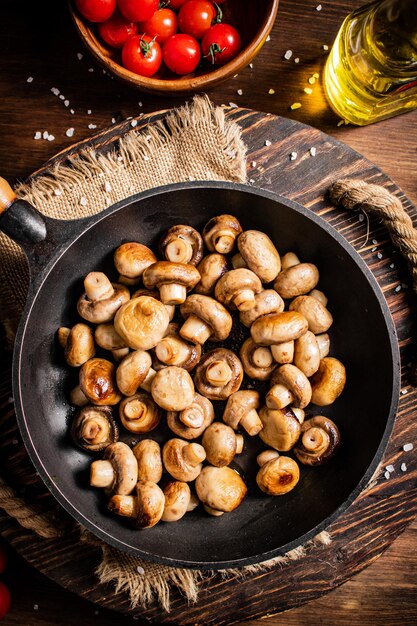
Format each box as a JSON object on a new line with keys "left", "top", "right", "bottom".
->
{"left": 1, "top": 107, "right": 416, "bottom": 625}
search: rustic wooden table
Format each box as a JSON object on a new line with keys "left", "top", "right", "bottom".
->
{"left": 0, "top": 0, "right": 416, "bottom": 625}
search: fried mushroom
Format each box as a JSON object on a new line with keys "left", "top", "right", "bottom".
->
{"left": 274, "top": 263, "right": 319, "bottom": 299}
{"left": 195, "top": 466, "right": 247, "bottom": 516}
{"left": 215, "top": 268, "right": 262, "bottom": 312}
{"left": 79, "top": 358, "right": 122, "bottom": 406}
{"left": 119, "top": 392, "right": 162, "bottom": 434}
{"left": 239, "top": 289, "right": 284, "bottom": 328}
{"left": 194, "top": 349, "right": 243, "bottom": 401}
{"left": 179, "top": 294, "right": 232, "bottom": 345}
{"left": 143, "top": 261, "right": 200, "bottom": 305}
{"left": 294, "top": 415, "right": 341, "bottom": 465}
{"left": 310, "top": 357, "right": 346, "bottom": 406}
{"left": 90, "top": 442, "right": 138, "bottom": 495}
{"left": 162, "top": 481, "right": 198, "bottom": 522}
{"left": 258, "top": 406, "right": 301, "bottom": 452}
{"left": 240, "top": 337, "right": 276, "bottom": 381}
{"left": 232, "top": 230, "right": 281, "bottom": 283}
{"left": 151, "top": 366, "right": 195, "bottom": 411}
{"left": 114, "top": 296, "right": 170, "bottom": 351}
{"left": 59, "top": 323, "right": 95, "bottom": 368}
{"left": 71, "top": 405, "right": 118, "bottom": 452}
{"left": 266, "top": 364, "right": 312, "bottom": 410}
{"left": 160, "top": 225, "right": 204, "bottom": 266}
{"left": 162, "top": 438, "right": 206, "bottom": 481}
{"left": 195, "top": 253, "right": 230, "bottom": 295}
{"left": 223, "top": 390, "right": 262, "bottom": 436}
{"left": 202, "top": 423, "right": 242, "bottom": 467}
{"left": 116, "top": 350, "right": 156, "bottom": 396}
{"left": 133, "top": 439, "right": 163, "bottom": 483}
{"left": 77, "top": 272, "right": 130, "bottom": 323}
{"left": 256, "top": 454, "right": 300, "bottom": 496}
{"left": 108, "top": 481, "right": 165, "bottom": 529}
{"left": 114, "top": 242, "right": 157, "bottom": 284}
{"left": 251, "top": 311, "right": 308, "bottom": 346}
{"left": 167, "top": 393, "right": 215, "bottom": 440}
{"left": 202, "top": 214, "right": 242, "bottom": 254}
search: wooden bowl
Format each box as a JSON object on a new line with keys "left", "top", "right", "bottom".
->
{"left": 69, "top": 1, "right": 279, "bottom": 95}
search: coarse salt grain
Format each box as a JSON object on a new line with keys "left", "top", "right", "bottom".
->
{"left": 290, "top": 152, "right": 298, "bottom": 161}
{"left": 80, "top": 197, "right": 88, "bottom": 206}
{"left": 34, "top": 132, "right": 42, "bottom": 140}
{"left": 51, "top": 87, "right": 60, "bottom": 96}
{"left": 377, "top": 252, "right": 383, "bottom": 259}
{"left": 251, "top": 161, "right": 257, "bottom": 167}
{"left": 229, "top": 102, "right": 238, "bottom": 108}
{"left": 34, "top": 605, "right": 39, "bottom": 611}
{"left": 316, "top": 4, "right": 322, "bottom": 10}
{"left": 384, "top": 471, "right": 390, "bottom": 479}
{"left": 337, "top": 119, "right": 345, "bottom": 127}
{"left": 54, "top": 189, "right": 62, "bottom": 196}
{"left": 59, "top": 94, "right": 65, "bottom": 100}
{"left": 70, "top": 109, "right": 75, "bottom": 114}
{"left": 64, "top": 100, "right": 69, "bottom": 107}
{"left": 47, "top": 134, "right": 55, "bottom": 141}
{"left": 290, "top": 102, "right": 302, "bottom": 110}
{"left": 372, "top": 238, "right": 377, "bottom": 244}
{"left": 88, "top": 124, "right": 97, "bottom": 129}
{"left": 358, "top": 214, "right": 365, "bottom": 222}
{"left": 66, "top": 128, "right": 75, "bottom": 138}
{"left": 27, "top": 76, "right": 33, "bottom": 83}
{"left": 131, "top": 120, "right": 138, "bottom": 127}
{"left": 136, "top": 566, "right": 145, "bottom": 574}
{"left": 294, "top": 58, "right": 300, "bottom": 63}
{"left": 104, "top": 181, "right": 112, "bottom": 193}
{"left": 88, "top": 68, "right": 94, "bottom": 72}
{"left": 323, "top": 44, "right": 329, "bottom": 51}
{"left": 386, "top": 464, "right": 395, "bottom": 473}
{"left": 308, "top": 76, "right": 316, "bottom": 85}
{"left": 401, "top": 463, "right": 407, "bottom": 472}
{"left": 304, "top": 87, "right": 313, "bottom": 95}
{"left": 77, "top": 52, "right": 83, "bottom": 60}
{"left": 265, "top": 140, "right": 272, "bottom": 146}
{"left": 266, "top": 35, "right": 271, "bottom": 42}
{"left": 237, "top": 88, "right": 243, "bottom": 96}
{"left": 284, "top": 50, "right": 293, "bottom": 60}
{"left": 401, "top": 388, "right": 408, "bottom": 395}
{"left": 111, "top": 117, "right": 116, "bottom": 124}
{"left": 249, "top": 63, "right": 254, "bottom": 69}
{"left": 268, "top": 88, "right": 275, "bottom": 95}
{"left": 313, "top": 73, "right": 320, "bottom": 78}
{"left": 310, "top": 147, "right": 317, "bottom": 157}
{"left": 42, "top": 131, "right": 49, "bottom": 139}
{"left": 403, "top": 443, "right": 413, "bottom": 451}
{"left": 390, "top": 263, "right": 395, "bottom": 268}
{"left": 87, "top": 109, "right": 92, "bottom": 115}
{"left": 371, "top": 246, "right": 377, "bottom": 252}
{"left": 395, "top": 284, "right": 402, "bottom": 292}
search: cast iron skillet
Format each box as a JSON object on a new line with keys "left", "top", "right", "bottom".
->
{"left": 0, "top": 178, "right": 399, "bottom": 569}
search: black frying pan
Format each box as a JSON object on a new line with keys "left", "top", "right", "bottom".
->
{"left": 0, "top": 178, "right": 399, "bottom": 569}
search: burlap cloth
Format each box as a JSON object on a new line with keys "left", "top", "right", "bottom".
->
{"left": 0, "top": 96, "right": 333, "bottom": 612}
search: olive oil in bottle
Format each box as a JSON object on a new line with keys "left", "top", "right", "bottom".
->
{"left": 324, "top": 0, "right": 417, "bottom": 125}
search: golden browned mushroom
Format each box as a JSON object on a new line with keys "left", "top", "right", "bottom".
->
{"left": 94, "top": 323, "right": 128, "bottom": 362}
{"left": 114, "top": 296, "right": 170, "bottom": 351}
{"left": 151, "top": 366, "right": 195, "bottom": 411}
{"left": 71, "top": 405, "right": 118, "bottom": 452}
{"left": 90, "top": 442, "right": 138, "bottom": 495}
{"left": 195, "top": 253, "right": 230, "bottom": 295}
{"left": 266, "top": 364, "right": 312, "bottom": 410}
{"left": 256, "top": 454, "right": 300, "bottom": 495}
{"left": 202, "top": 423, "right": 243, "bottom": 467}
{"left": 316, "top": 333, "right": 330, "bottom": 358}
{"left": 195, "top": 466, "right": 247, "bottom": 516}
{"left": 58, "top": 323, "right": 95, "bottom": 367}
{"left": 162, "top": 438, "right": 206, "bottom": 481}
{"left": 70, "top": 385, "right": 89, "bottom": 407}
{"left": 294, "top": 415, "right": 341, "bottom": 465}
{"left": 215, "top": 268, "right": 262, "bottom": 312}
{"left": 108, "top": 481, "right": 165, "bottom": 529}
{"left": 133, "top": 439, "right": 163, "bottom": 483}
{"left": 280, "top": 252, "right": 300, "bottom": 270}
{"left": 270, "top": 341, "right": 294, "bottom": 365}
{"left": 114, "top": 242, "right": 157, "bottom": 285}
{"left": 167, "top": 393, "right": 215, "bottom": 440}
{"left": 239, "top": 289, "right": 284, "bottom": 328}
{"left": 223, "top": 390, "right": 262, "bottom": 436}
{"left": 202, "top": 214, "right": 242, "bottom": 254}
{"left": 194, "top": 349, "right": 243, "bottom": 401}
{"left": 232, "top": 230, "right": 281, "bottom": 283}
{"left": 131, "top": 287, "right": 175, "bottom": 321}
{"left": 274, "top": 262, "right": 319, "bottom": 299}
{"left": 77, "top": 272, "right": 130, "bottom": 323}
{"left": 239, "top": 337, "right": 276, "bottom": 381}
{"left": 119, "top": 392, "right": 162, "bottom": 434}
{"left": 79, "top": 358, "right": 122, "bottom": 406}
{"left": 179, "top": 294, "right": 233, "bottom": 345}
{"left": 310, "top": 357, "right": 346, "bottom": 406}
{"left": 154, "top": 324, "right": 201, "bottom": 371}
{"left": 258, "top": 406, "right": 301, "bottom": 451}
{"left": 143, "top": 261, "right": 200, "bottom": 305}
{"left": 160, "top": 225, "right": 204, "bottom": 266}
{"left": 251, "top": 311, "right": 308, "bottom": 346}
{"left": 161, "top": 481, "right": 199, "bottom": 522}
{"left": 289, "top": 295, "right": 333, "bottom": 334}
{"left": 293, "top": 331, "right": 321, "bottom": 377}
{"left": 116, "top": 350, "right": 156, "bottom": 396}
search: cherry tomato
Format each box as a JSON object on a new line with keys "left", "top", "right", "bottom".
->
{"left": 122, "top": 34, "right": 162, "bottom": 77}
{"left": 98, "top": 13, "right": 138, "bottom": 48}
{"left": 168, "top": 0, "right": 189, "bottom": 9}
{"left": 139, "top": 8, "right": 177, "bottom": 45}
{"left": 118, "top": 0, "right": 158, "bottom": 22}
{"left": 0, "top": 583, "right": 10, "bottom": 619}
{"left": 178, "top": 1, "right": 218, "bottom": 40}
{"left": 75, "top": 0, "right": 116, "bottom": 22}
{"left": 201, "top": 23, "right": 241, "bottom": 66}
{"left": 163, "top": 34, "right": 201, "bottom": 75}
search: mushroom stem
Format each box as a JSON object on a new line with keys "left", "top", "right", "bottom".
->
{"left": 316, "top": 333, "right": 330, "bottom": 358}
{"left": 70, "top": 385, "right": 89, "bottom": 407}
{"left": 214, "top": 231, "right": 235, "bottom": 254}
{"left": 271, "top": 342, "right": 294, "bottom": 364}
{"left": 257, "top": 450, "right": 280, "bottom": 466}
{"left": 235, "top": 434, "right": 244, "bottom": 454}
{"left": 165, "top": 238, "right": 193, "bottom": 264}
{"left": 140, "top": 368, "right": 157, "bottom": 393}
{"left": 84, "top": 272, "right": 114, "bottom": 301}
{"left": 204, "top": 505, "right": 224, "bottom": 517}
{"left": 108, "top": 495, "right": 137, "bottom": 518}
{"left": 231, "top": 252, "right": 247, "bottom": 269}
{"left": 188, "top": 494, "right": 200, "bottom": 512}
{"left": 252, "top": 347, "right": 274, "bottom": 368}
{"left": 155, "top": 336, "right": 191, "bottom": 366}
{"left": 183, "top": 443, "right": 206, "bottom": 466}
{"left": 57, "top": 327, "right": 70, "bottom": 348}
{"left": 81, "top": 416, "right": 110, "bottom": 445}
{"left": 90, "top": 460, "right": 114, "bottom": 488}
{"left": 123, "top": 397, "right": 146, "bottom": 420}
{"left": 159, "top": 283, "right": 187, "bottom": 305}
{"left": 179, "top": 405, "right": 204, "bottom": 429}
{"left": 302, "top": 426, "right": 330, "bottom": 453}
{"left": 180, "top": 315, "right": 212, "bottom": 345}
{"left": 240, "top": 408, "right": 263, "bottom": 436}
{"left": 266, "top": 384, "right": 294, "bottom": 410}
{"left": 232, "top": 289, "right": 256, "bottom": 311}
{"left": 205, "top": 360, "right": 233, "bottom": 387}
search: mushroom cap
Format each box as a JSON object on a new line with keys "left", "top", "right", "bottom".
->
{"left": 310, "top": 357, "right": 346, "bottom": 406}
{"left": 195, "top": 466, "right": 247, "bottom": 513}
{"left": 143, "top": 261, "right": 201, "bottom": 290}
{"left": 94, "top": 323, "right": 126, "bottom": 351}
{"left": 293, "top": 331, "right": 320, "bottom": 377}
{"left": 79, "top": 358, "right": 122, "bottom": 406}
{"left": 214, "top": 268, "right": 262, "bottom": 310}
{"left": 162, "top": 438, "right": 204, "bottom": 482}
{"left": 71, "top": 405, "right": 118, "bottom": 452}
{"left": 133, "top": 439, "right": 163, "bottom": 483}
{"left": 114, "top": 296, "right": 170, "bottom": 351}
{"left": 162, "top": 481, "right": 192, "bottom": 522}
{"left": 153, "top": 326, "right": 201, "bottom": 372}
{"left": 202, "top": 423, "right": 237, "bottom": 467}
{"left": 289, "top": 295, "right": 333, "bottom": 334}
{"left": 239, "top": 337, "right": 276, "bottom": 381}
{"left": 131, "top": 288, "right": 175, "bottom": 321}
{"left": 77, "top": 283, "right": 130, "bottom": 324}
{"left": 202, "top": 214, "right": 242, "bottom": 253}
{"left": 180, "top": 294, "right": 233, "bottom": 342}
{"left": 119, "top": 392, "right": 162, "bottom": 434}
{"left": 167, "top": 393, "right": 215, "bottom": 440}
{"left": 223, "top": 390, "right": 261, "bottom": 430}
{"left": 237, "top": 230, "right": 281, "bottom": 283}
{"left": 194, "top": 348, "right": 244, "bottom": 401}
{"left": 116, "top": 350, "right": 152, "bottom": 396}
{"left": 274, "top": 263, "right": 319, "bottom": 299}
{"left": 159, "top": 225, "right": 204, "bottom": 266}
{"left": 151, "top": 366, "right": 195, "bottom": 411}
{"left": 103, "top": 442, "right": 138, "bottom": 495}
{"left": 256, "top": 456, "right": 300, "bottom": 495}
{"left": 294, "top": 415, "right": 341, "bottom": 466}
{"left": 259, "top": 406, "right": 302, "bottom": 451}
{"left": 269, "top": 364, "right": 312, "bottom": 409}
{"left": 134, "top": 481, "right": 165, "bottom": 528}
{"left": 251, "top": 311, "right": 308, "bottom": 346}
{"left": 114, "top": 242, "right": 157, "bottom": 279}
{"left": 239, "top": 290, "right": 284, "bottom": 328}
{"left": 195, "top": 253, "right": 230, "bottom": 295}
{"left": 64, "top": 323, "right": 95, "bottom": 367}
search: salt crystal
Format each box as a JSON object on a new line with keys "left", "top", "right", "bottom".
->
{"left": 88, "top": 68, "right": 94, "bottom": 72}
{"left": 251, "top": 161, "right": 257, "bottom": 168}
{"left": 403, "top": 443, "right": 413, "bottom": 451}
{"left": 401, "top": 388, "right": 409, "bottom": 395}
{"left": 51, "top": 87, "right": 60, "bottom": 96}
{"left": 59, "top": 94, "right": 65, "bottom": 100}
{"left": 131, "top": 120, "right": 138, "bottom": 127}
{"left": 265, "top": 140, "right": 272, "bottom": 146}
{"left": 304, "top": 87, "right": 313, "bottom": 95}
{"left": 87, "top": 109, "right": 92, "bottom": 115}
{"left": 249, "top": 179, "right": 255, "bottom": 184}
{"left": 80, "top": 197, "right": 88, "bottom": 206}
{"left": 323, "top": 44, "right": 329, "bottom": 51}
{"left": 401, "top": 463, "right": 407, "bottom": 472}
{"left": 371, "top": 246, "right": 377, "bottom": 252}
{"left": 268, "top": 88, "right": 275, "bottom": 95}
{"left": 47, "top": 134, "right": 55, "bottom": 141}
{"left": 54, "top": 189, "right": 62, "bottom": 197}
{"left": 377, "top": 252, "right": 383, "bottom": 259}
{"left": 290, "top": 102, "right": 302, "bottom": 110}
{"left": 294, "top": 58, "right": 300, "bottom": 64}
{"left": 386, "top": 464, "right": 395, "bottom": 473}
{"left": 395, "top": 284, "right": 402, "bottom": 292}
{"left": 66, "top": 128, "right": 75, "bottom": 138}
{"left": 77, "top": 52, "right": 83, "bottom": 61}
{"left": 27, "top": 76, "right": 33, "bottom": 83}
{"left": 111, "top": 117, "right": 116, "bottom": 124}
{"left": 390, "top": 263, "right": 395, "bottom": 269}
{"left": 384, "top": 471, "right": 390, "bottom": 479}
{"left": 266, "top": 35, "right": 271, "bottom": 42}
{"left": 316, "top": 4, "right": 322, "bottom": 10}
{"left": 64, "top": 100, "right": 69, "bottom": 107}
{"left": 34, "top": 131, "right": 42, "bottom": 140}
{"left": 237, "top": 89, "right": 243, "bottom": 96}
{"left": 337, "top": 120, "right": 345, "bottom": 127}
{"left": 249, "top": 63, "right": 254, "bottom": 69}
{"left": 313, "top": 73, "right": 320, "bottom": 79}
{"left": 189, "top": 176, "right": 195, "bottom": 181}
{"left": 290, "top": 152, "right": 298, "bottom": 161}
{"left": 372, "top": 238, "right": 378, "bottom": 244}
{"left": 42, "top": 131, "right": 49, "bottom": 139}
{"left": 308, "top": 76, "right": 316, "bottom": 85}
{"left": 309, "top": 147, "right": 317, "bottom": 157}
{"left": 284, "top": 50, "right": 293, "bottom": 60}
{"left": 104, "top": 182, "right": 112, "bottom": 193}
{"left": 34, "top": 604, "right": 39, "bottom": 611}
{"left": 138, "top": 101, "right": 143, "bottom": 107}
{"left": 88, "top": 124, "right": 97, "bottom": 130}
{"left": 229, "top": 102, "right": 238, "bottom": 108}
{"left": 358, "top": 214, "right": 365, "bottom": 222}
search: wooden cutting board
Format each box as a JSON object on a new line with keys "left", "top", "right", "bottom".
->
{"left": 0, "top": 107, "right": 416, "bottom": 625}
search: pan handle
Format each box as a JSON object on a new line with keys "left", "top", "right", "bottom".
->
{"left": 0, "top": 177, "right": 47, "bottom": 247}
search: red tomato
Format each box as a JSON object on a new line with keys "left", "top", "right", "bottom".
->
{"left": 168, "top": 0, "right": 188, "bottom": 9}
{"left": 178, "top": 1, "right": 218, "bottom": 40}
{"left": 118, "top": 0, "right": 158, "bottom": 22}
{"left": 163, "top": 34, "right": 201, "bottom": 75}
{"left": 75, "top": 0, "right": 116, "bottom": 22}
{"left": 139, "top": 8, "right": 177, "bottom": 45}
{"left": 122, "top": 34, "right": 162, "bottom": 76}
{"left": 98, "top": 13, "right": 138, "bottom": 48}
{"left": 202, "top": 23, "right": 241, "bottom": 66}
{"left": 0, "top": 583, "right": 10, "bottom": 619}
